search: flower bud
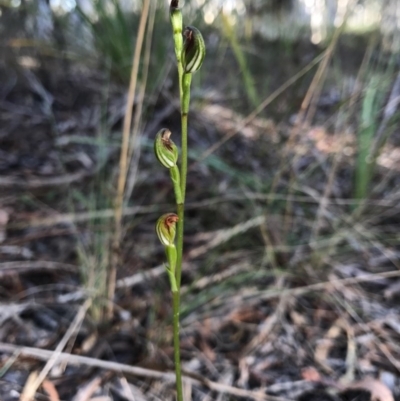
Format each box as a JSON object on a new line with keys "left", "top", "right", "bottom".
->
{"left": 156, "top": 213, "right": 179, "bottom": 247}
{"left": 154, "top": 128, "right": 178, "bottom": 169}
{"left": 182, "top": 26, "right": 206, "bottom": 74}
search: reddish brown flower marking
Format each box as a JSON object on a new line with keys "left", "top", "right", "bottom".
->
{"left": 160, "top": 128, "right": 174, "bottom": 152}
{"left": 164, "top": 213, "right": 179, "bottom": 233}
{"left": 183, "top": 27, "right": 195, "bottom": 55}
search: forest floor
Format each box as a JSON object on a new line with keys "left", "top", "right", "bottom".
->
{"left": 1, "top": 30, "right": 400, "bottom": 401}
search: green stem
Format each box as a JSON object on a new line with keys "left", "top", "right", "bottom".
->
{"left": 176, "top": 74, "right": 191, "bottom": 290}
{"left": 165, "top": 244, "right": 178, "bottom": 292}
{"left": 175, "top": 203, "right": 184, "bottom": 288}
{"left": 172, "top": 209, "right": 183, "bottom": 401}
{"left": 165, "top": 244, "right": 177, "bottom": 276}
{"left": 170, "top": 166, "right": 183, "bottom": 205}
{"left": 167, "top": 268, "right": 178, "bottom": 293}
{"left": 171, "top": 72, "right": 192, "bottom": 401}
{"left": 171, "top": 71, "right": 192, "bottom": 401}
{"left": 180, "top": 73, "right": 192, "bottom": 199}
{"left": 178, "top": 64, "right": 184, "bottom": 105}
{"left": 170, "top": 20, "right": 197, "bottom": 401}
{"left": 170, "top": 18, "right": 183, "bottom": 100}
{"left": 172, "top": 290, "right": 183, "bottom": 401}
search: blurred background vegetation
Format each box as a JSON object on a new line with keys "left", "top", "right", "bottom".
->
{"left": 1, "top": 1, "right": 400, "bottom": 397}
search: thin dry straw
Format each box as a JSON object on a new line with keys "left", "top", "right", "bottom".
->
{"left": 110, "top": 0, "right": 151, "bottom": 320}
{"left": 0, "top": 342, "right": 290, "bottom": 401}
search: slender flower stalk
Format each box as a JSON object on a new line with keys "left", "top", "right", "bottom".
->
{"left": 154, "top": 3, "right": 206, "bottom": 400}
{"left": 170, "top": 0, "right": 184, "bottom": 99}
{"left": 177, "top": 25, "right": 206, "bottom": 292}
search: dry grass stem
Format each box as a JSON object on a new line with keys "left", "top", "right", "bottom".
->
{"left": 125, "top": 1, "right": 156, "bottom": 201}
{"left": 0, "top": 170, "right": 95, "bottom": 189}
{"left": 0, "top": 261, "right": 77, "bottom": 278}
{"left": 110, "top": 0, "right": 151, "bottom": 320}
{"left": 19, "top": 299, "right": 92, "bottom": 401}
{"left": 13, "top": 193, "right": 400, "bottom": 230}
{"left": 0, "top": 342, "right": 291, "bottom": 401}
{"left": 187, "top": 215, "right": 266, "bottom": 259}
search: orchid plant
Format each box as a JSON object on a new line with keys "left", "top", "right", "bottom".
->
{"left": 154, "top": 2, "right": 206, "bottom": 400}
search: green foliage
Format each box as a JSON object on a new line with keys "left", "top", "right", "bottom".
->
{"left": 76, "top": 1, "right": 171, "bottom": 93}
{"left": 220, "top": 12, "right": 259, "bottom": 108}
{"left": 76, "top": 0, "right": 136, "bottom": 82}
